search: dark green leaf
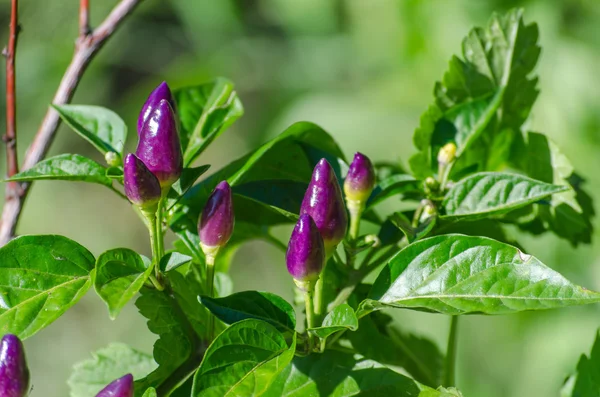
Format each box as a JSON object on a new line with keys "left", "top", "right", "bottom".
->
{"left": 53, "top": 104, "right": 127, "bottom": 156}
{"left": 232, "top": 180, "right": 308, "bottom": 223}
{"left": 168, "top": 264, "right": 226, "bottom": 340}
{"left": 265, "top": 350, "right": 438, "bottom": 397}
{"left": 309, "top": 303, "right": 357, "bottom": 340}
{"left": 442, "top": 172, "right": 567, "bottom": 220}
{"left": 94, "top": 248, "right": 153, "bottom": 319}
{"left": 520, "top": 132, "right": 594, "bottom": 246}
{"left": 390, "top": 212, "right": 437, "bottom": 243}
{"left": 175, "top": 78, "right": 244, "bottom": 166}
{"left": 160, "top": 252, "right": 192, "bottom": 273}
{"left": 365, "top": 234, "right": 600, "bottom": 315}
{"left": 562, "top": 331, "right": 600, "bottom": 397}
{"left": 0, "top": 235, "right": 94, "bottom": 339}
{"left": 348, "top": 314, "right": 444, "bottom": 388}
{"left": 367, "top": 174, "right": 420, "bottom": 209}
{"left": 192, "top": 319, "right": 296, "bottom": 397}
{"left": 134, "top": 288, "right": 196, "bottom": 394}
{"left": 200, "top": 291, "right": 296, "bottom": 332}
{"left": 106, "top": 166, "right": 124, "bottom": 181}
{"left": 171, "top": 122, "right": 344, "bottom": 233}
{"left": 68, "top": 343, "right": 157, "bottom": 397}
{"left": 5, "top": 154, "right": 112, "bottom": 186}
{"left": 166, "top": 165, "right": 211, "bottom": 209}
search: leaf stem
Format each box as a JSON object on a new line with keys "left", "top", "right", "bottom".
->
{"left": 142, "top": 206, "right": 164, "bottom": 291}
{"left": 444, "top": 315, "right": 459, "bottom": 387}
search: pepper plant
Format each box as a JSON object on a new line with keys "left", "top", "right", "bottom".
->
{"left": 0, "top": 8, "right": 598, "bottom": 397}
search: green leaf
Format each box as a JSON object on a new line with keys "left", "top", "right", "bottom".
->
{"left": 5, "top": 154, "right": 112, "bottom": 186}
{"left": 160, "top": 252, "right": 192, "bottom": 273}
{"left": 348, "top": 314, "right": 444, "bottom": 388}
{"left": 192, "top": 319, "right": 296, "bottom": 397}
{"left": 308, "top": 303, "right": 357, "bottom": 340}
{"left": 171, "top": 122, "right": 344, "bottom": 233}
{"left": 68, "top": 343, "right": 157, "bottom": 397}
{"left": 0, "top": 235, "right": 94, "bottom": 339}
{"left": 367, "top": 174, "right": 420, "bottom": 209}
{"left": 562, "top": 331, "right": 600, "bottom": 397}
{"left": 94, "top": 248, "right": 153, "bottom": 319}
{"left": 264, "top": 350, "right": 438, "bottom": 397}
{"left": 200, "top": 291, "right": 296, "bottom": 332}
{"left": 520, "top": 132, "right": 594, "bottom": 246}
{"left": 390, "top": 211, "right": 437, "bottom": 243}
{"left": 175, "top": 78, "right": 244, "bottom": 166}
{"left": 442, "top": 172, "right": 567, "bottom": 220}
{"left": 364, "top": 234, "right": 600, "bottom": 315}
{"left": 142, "top": 388, "right": 158, "bottom": 397}
{"left": 168, "top": 264, "right": 226, "bottom": 340}
{"left": 134, "top": 288, "right": 196, "bottom": 394}
{"left": 411, "top": 9, "right": 540, "bottom": 176}
{"left": 166, "top": 165, "right": 211, "bottom": 209}
{"left": 53, "top": 104, "right": 127, "bottom": 156}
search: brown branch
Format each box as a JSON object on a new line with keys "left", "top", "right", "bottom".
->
{"left": 3, "top": 0, "right": 20, "bottom": 182}
{"left": 0, "top": 0, "right": 145, "bottom": 245}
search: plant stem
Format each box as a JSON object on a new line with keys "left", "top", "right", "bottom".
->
{"left": 205, "top": 253, "right": 216, "bottom": 341}
{"left": 142, "top": 207, "right": 164, "bottom": 291}
{"left": 444, "top": 315, "right": 459, "bottom": 387}
{"left": 303, "top": 287, "right": 316, "bottom": 352}
{"left": 313, "top": 252, "right": 332, "bottom": 322}
{"left": 156, "top": 195, "right": 166, "bottom": 260}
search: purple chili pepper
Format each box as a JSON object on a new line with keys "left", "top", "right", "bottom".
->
{"left": 344, "top": 152, "right": 375, "bottom": 204}
{"left": 286, "top": 214, "right": 325, "bottom": 289}
{"left": 137, "top": 81, "right": 176, "bottom": 135}
{"left": 0, "top": 334, "right": 30, "bottom": 397}
{"left": 198, "top": 181, "right": 235, "bottom": 252}
{"left": 96, "top": 374, "right": 134, "bottom": 397}
{"left": 123, "top": 153, "right": 161, "bottom": 209}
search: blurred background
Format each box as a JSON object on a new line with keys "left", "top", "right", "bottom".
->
{"left": 0, "top": 0, "right": 599, "bottom": 395}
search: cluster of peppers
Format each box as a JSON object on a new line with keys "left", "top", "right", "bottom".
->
{"left": 0, "top": 82, "right": 376, "bottom": 397}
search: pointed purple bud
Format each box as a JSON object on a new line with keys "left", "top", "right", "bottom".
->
{"left": 123, "top": 154, "right": 161, "bottom": 209}
{"left": 138, "top": 82, "right": 176, "bottom": 135}
{"left": 286, "top": 214, "right": 325, "bottom": 286}
{"left": 136, "top": 99, "right": 183, "bottom": 189}
{"left": 96, "top": 374, "right": 134, "bottom": 397}
{"left": 344, "top": 152, "right": 375, "bottom": 203}
{"left": 0, "top": 334, "right": 30, "bottom": 397}
{"left": 199, "top": 181, "right": 234, "bottom": 251}
{"left": 300, "top": 159, "right": 348, "bottom": 253}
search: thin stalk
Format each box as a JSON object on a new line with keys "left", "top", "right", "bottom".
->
{"left": 444, "top": 316, "right": 459, "bottom": 387}
{"left": 155, "top": 195, "right": 166, "bottom": 260}
{"left": 205, "top": 253, "right": 216, "bottom": 341}
{"left": 303, "top": 288, "right": 316, "bottom": 352}
{"left": 313, "top": 251, "right": 333, "bottom": 322}
{"left": 142, "top": 207, "right": 164, "bottom": 291}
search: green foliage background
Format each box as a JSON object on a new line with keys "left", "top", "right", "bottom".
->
{"left": 0, "top": 0, "right": 599, "bottom": 396}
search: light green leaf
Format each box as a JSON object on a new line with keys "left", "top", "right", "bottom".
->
{"left": 68, "top": 343, "right": 157, "bottom": 397}
{"left": 175, "top": 78, "right": 244, "bottom": 166}
{"left": 309, "top": 303, "right": 357, "bottom": 340}
{"left": 366, "top": 174, "right": 420, "bottom": 209}
{"left": 5, "top": 154, "right": 112, "bottom": 186}
{"left": 53, "top": 104, "right": 127, "bottom": 156}
{"left": 94, "top": 248, "right": 153, "bottom": 319}
{"left": 166, "top": 165, "right": 211, "bottom": 210}
{"left": 192, "top": 319, "right": 296, "bottom": 397}
{"left": 364, "top": 234, "right": 600, "bottom": 315}
{"left": 0, "top": 235, "right": 94, "bottom": 339}
{"left": 264, "top": 350, "right": 438, "bottom": 397}
{"left": 442, "top": 172, "right": 567, "bottom": 220}
{"left": 200, "top": 291, "right": 296, "bottom": 332}
{"left": 142, "top": 388, "right": 158, "bottom": 397}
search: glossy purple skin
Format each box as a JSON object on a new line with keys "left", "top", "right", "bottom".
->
{"left": 96, "top": 374, "right": 134, "bottom": 397}
{"left": 300, "top": 159, "right": 348, "bottom": 252}
{"left": 199, "top": 181, "right": 234, "bottom": 248}
{"left": 344, "top": 152, "right": 375, "bottom": 202}
{"left": 286, "top": 214, "right": 325, "bottom": 281}
{"left": 0, "top": 334, "right": 30, "bottom": 397}
{"left": 123, "top": 154, "right": 161, "bottom": 208}
{"left": 136, "top": 99, "right": 183, "bottom": 188}
{"left": 137, "top": 81, "right": 176, "bottom": 135}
